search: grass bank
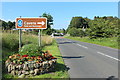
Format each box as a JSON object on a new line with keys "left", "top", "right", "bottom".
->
{"left": 3, "top": 40, "right": 69, "bottom": 79}
{"left": 33, "top": 40, "right": 69, "bottom": 78}
{"left": 2, "top": 32, "right": 53, "bottom": 60}
{"left": 65, "top": 36, "right": 118, "bottom": 49}
{"left": 2, "top": 32, "right": 69, "bottom": 78}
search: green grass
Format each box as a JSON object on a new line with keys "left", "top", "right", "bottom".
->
{"left": 2, "top": 32, "right": 53, "bottom": 60}
{"left": 2, "top": 32, "right": 69, "bottom": 79}
{"left": 3, "top": 40, "right": 69, "bottom": 79}
{"left": 33, "top": 40, "right": 69, "bottom": 78}
{"left": 65, "top": 36, "right": 118, "bottom": 49}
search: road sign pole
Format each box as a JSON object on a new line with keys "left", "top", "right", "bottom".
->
{"left": 40, "top": 29, "right": 42, "bottom": 47}
{"left": 19, "top": 29, "right": 22, "bottom": 52}
{"left": 19, "top": 16, "right": 22, "bottom": 52}
{"left": 38, "top": 29, "right": 41, "bottom": 47}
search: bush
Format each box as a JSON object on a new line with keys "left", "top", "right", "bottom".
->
{"left": 20, "top": 44, "right": 42, "bottom": 57}
{"left": 68, "top": 28, "right": 86, "bottom": 37}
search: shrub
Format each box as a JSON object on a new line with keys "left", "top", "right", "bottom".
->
{"left": 20, "top": 44, "right": 42, "bottom": 57}
{"left": 68, "top": 28, "right": 86, "bottom": 37}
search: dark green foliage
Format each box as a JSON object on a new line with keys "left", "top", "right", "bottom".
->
{"left": 62, "top": 28, "right": 66, "bottom": 35}
{"left": 40, "top": 13, "right": 54, "bottom": 35}
{"left": 67, "top": 16, "right": 119, "bottom": 39}
{"left": 88, "top": 18, "right": 118, "bottom": 38}
{"left": 68, "top": 17, "right": 89, "bottom": 29}
{"left": 1, "top": 19, "right": 15, "bottom": 30}
{"left": 44, "top": 28, "right": 53, "bottom": 35}
{"left": 68, "top": 28, "right": 86, "bottom": 37}
{"left": 2, "top": 20, "right": 8, "bottom": 30}
{"left": 8, "top": 21, "right": 14, "bottom": 29}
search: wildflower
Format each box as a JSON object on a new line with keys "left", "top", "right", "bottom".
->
{"left": 22, "top": 55, "right": 28, "bottom": 57}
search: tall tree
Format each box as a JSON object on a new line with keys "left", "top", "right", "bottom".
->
{"left": 69, "top": 17, "right": 88, "bottom": 29}
{"left": 2, "top": 20, "right": 8, "bottom": 30}
{"left": 40, "top": 13, "right": 53, "bottom": 35}
{"left": 8, "top": 21, "right": 13, "bottom": 29}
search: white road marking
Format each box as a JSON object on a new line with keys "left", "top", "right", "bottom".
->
{"left": 97, "top": 52, "right": 120, "bottom": 61}
{"left": 76, "top": 44, "right": 88, "bottom": 49}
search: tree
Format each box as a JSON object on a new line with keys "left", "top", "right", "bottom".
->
{"left": 8, "top": 21, "right": 14, "bottom": 29}
{"left": 69, "top": 17, "right": 89, "bottom": 29}
{"left": 12, "top": 21, "right": 16, "bottom": 29}
{"left": 68, "top": 28, "right": 86, "bottom": 37}
{"left": 2, "top": 20, "right": 8, "bottom": 30}
{"left": 68, "top": 28, "right": 79, "bottom": 37}
{"left": 62, "top": 28, "right": 66, "bottom": 35}
{"left": 67, "top": 16, "right": 89, "bottom": 34}
{"left": 87, "top": 18, "right": 118, "bottom": 39}
{"left": 67, "top": 16, "right": 119, "bottom": 38}
{"left": 40, "top": 13, "right": 53, "bottom": 35}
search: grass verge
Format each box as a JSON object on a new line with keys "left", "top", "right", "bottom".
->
{"left": 33, "top": 40, "right": 69, "bottom": 78}
{"left": 2, "top": 39, "right": 69, "bottom": 78}
{"left": 65, "top": 36, "right": 118, "bottom": 49}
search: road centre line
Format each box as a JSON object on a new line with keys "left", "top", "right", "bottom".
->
{"left": 97, "top": 52, "right": 120, "bottom": 61}
{"left": 76, "top": 44, "right": 88, "bottom": 49}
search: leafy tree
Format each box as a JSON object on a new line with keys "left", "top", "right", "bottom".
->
{"left": 88, "top": 18, "right": 118, "bottom": 38}
{"left": 68, "top": 28, "right": 86, "bottom": 37}
{"left": 68, "top": 17, "right": 89, "bottom": 29}
{"left": 68, "top": 28, "right": 78, "bottom": 37}
{"left": 67, "top": 17, "right": 89, "bottom": 34}
{"left": 78, "top": 28, "right": 86, "bottom": 38}
{"left": 2, "top": 20, "right": 8, "bottom": 30}
{"left": 12, "top": 21, "right": 16, "bottom": 29}
{"left": 40, "top": 13, "right": 53, "bottom": 35}
{"left": 62, "top": 28, "right": 66, "bottom": 35}
{"left": 67, "top": 16, "right": 119, "bottom": 39}
{"left": 8, "top": 21, "right": 14, "bottom": 29}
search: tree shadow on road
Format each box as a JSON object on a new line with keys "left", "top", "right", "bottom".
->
{"left": 57, "top": 55, "right": 85, "bottom": 59}
{"left": 58, "top": 41, "right": 76, "bottom": 44}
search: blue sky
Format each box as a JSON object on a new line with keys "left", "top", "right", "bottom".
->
{"left": 2, "top": 2, "right": 118, "bottom": 29}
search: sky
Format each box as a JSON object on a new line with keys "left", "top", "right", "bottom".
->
{"left": 1, "top": 2, "right": 118, "bottom": 29}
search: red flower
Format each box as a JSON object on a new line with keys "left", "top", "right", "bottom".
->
{"left": 49, "top": 54, "right": 53, "bottom": 57}
{"left": 38, "top": 56, "right": 42, "bottom": 58}
{"left": 51, "top": 57, "right": 55, "bottom": 59}
{"left": 31, "top": 56, "right": 35, "bottom": 59}
{"left": 17, "top": 54, "right": 21, "bottom": 56}
{"left": 22, "top": 55, "right": 28, "bottom": 57}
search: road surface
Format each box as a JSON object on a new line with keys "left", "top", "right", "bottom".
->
{"left": 56, "top": 38, "right": 119, "bottom": 79}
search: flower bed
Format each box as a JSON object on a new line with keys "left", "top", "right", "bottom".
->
{"left": 5, "top": 51, "right": 57, "bottom": 78}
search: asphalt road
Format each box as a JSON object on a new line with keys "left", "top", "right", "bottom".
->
{"left": 56, "top": 38, "right": 119, "bottom": 79}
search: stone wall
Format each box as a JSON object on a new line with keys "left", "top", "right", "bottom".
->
{"left": 5, "top": 59, "right": 57, "bottom": 78}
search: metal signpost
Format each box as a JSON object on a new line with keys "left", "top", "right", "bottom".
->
{"left": 16, "top": 17, "right": 47, "bottom": 51}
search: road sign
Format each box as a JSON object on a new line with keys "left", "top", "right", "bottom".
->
{"left": 16, "top": 18, "right": 47, "bottom": 29}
